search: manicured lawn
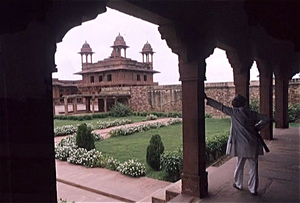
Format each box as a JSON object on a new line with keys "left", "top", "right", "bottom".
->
{"left": 54, "top": 116, "right": 146, "bottom": 128}
{"left": 95, "top": 118, "right": 232, "bottom": 180}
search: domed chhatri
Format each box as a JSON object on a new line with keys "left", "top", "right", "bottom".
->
{"left": 110, "top": 33, "right": 129, "bottom": 58}
{"left": 81, "top": 41, "right": 93, "bottom": 53}
{"left": 113, "top": 33, "right": 127, "bottom": 46}
{"left": 78, "top": 41, "right": 94, "bottom": 63}
{"left": 140, "top": 41, "right": 154, "bottom": 67}
{"left": 142, "top": 41, "right": 153, "bottom": 52}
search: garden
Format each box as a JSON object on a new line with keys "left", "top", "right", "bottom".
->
{"left": 54, "top": 102, "right": 300, "bottom": 182}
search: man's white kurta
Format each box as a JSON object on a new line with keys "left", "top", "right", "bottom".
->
{"left": 206, "top": 98, "right": 269, "bottom": 158}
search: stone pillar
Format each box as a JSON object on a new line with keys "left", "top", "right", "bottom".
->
{"left": 97, "top": 98, "right": 101, "bottom": 112}
{"left": 257, "top": 60, "right": 273, "bottom": 139}
{"left": 64, "top": 97, "right": 69, "bottom": 115}
{"left": 0, "top": 21, "right": 57, "bottom": 202}
{"left": 91, "top": 98, "right": 95, "bottom": 113}
{"left": 104, "top": 97, "right": 107, "bottom": 113}
{"left": 180, "top": 59, "right": 208, "bottom": 198}
{"left": 275, "top": 74, "right": 289, "bottom": 128}
{"left": 233, "top": 68, "right": 250, "bottom": 106}
{"left": 158, "top": 24, "right": 215, "bottom": 198}
{"left": 73, "top": 98, "right": 77, "bottom": 114}
{"left": 86, "top": 97, "right": 91, "bottom": 113}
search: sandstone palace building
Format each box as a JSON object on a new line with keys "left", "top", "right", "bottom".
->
{"left": 53, "top": 33, "right": 164, "bottom": 114}
{"left": 53, "top": 34, "right": 300, "bottom": 116}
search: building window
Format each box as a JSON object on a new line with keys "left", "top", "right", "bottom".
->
{"left": 107, "top": 74, "right": 112, "bottom": 81}
{"left": 90, "top": 76, "right": 94, "bottom": 83}
{"left": 144, "top": 75, "right": 147, "bottom": 81}
{"left": 99, "top": 75, "right": 103, "bottom": 82}
{"left": 137, "top": 74, "right": 141, "bottom": 81}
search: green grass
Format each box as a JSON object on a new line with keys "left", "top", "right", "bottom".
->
{"left": 95, "top": 118, "right": 232, "bottom": 180}
{"left": 54, "top": 116, "right": 146, "bottom": 128}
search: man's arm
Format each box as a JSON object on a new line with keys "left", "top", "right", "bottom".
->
{"left": 205, "top": 94, "right": 233, "bottom": 116}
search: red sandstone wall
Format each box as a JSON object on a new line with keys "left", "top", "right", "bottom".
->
{"left": 130, "top": 86, "right": 151, "bottom": 112}
{"left": 129, "top": 79, "right": 299, "bottom": 117}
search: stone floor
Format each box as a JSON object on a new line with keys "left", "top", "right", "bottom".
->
{"left": 171, "top": 127, "right": 300, "bottom": 203}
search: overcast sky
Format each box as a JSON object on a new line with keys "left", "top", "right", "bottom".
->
{"left": 53, "top": 8, "right": 262, "bottom": 85}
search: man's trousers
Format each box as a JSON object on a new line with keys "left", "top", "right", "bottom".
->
{"left": 234, "top": 157, "right": 258, "bottom": 193}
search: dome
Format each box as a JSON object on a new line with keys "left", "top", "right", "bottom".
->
{"left": 80, "top": 41, "right": 93, "bottom": 53}
{"left": 142, "top": 41, "right": 153, "bottom": 52}
{"left": 113, "top": 33, "right": 126, "bottom": 46}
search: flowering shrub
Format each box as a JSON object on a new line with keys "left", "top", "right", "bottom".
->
{"left": 160, "top": 148, "right": 183, "bottom": 180}
{"left": 96, "top": 119, "right": 132, "bottom": 129}
{"left": 109, "top": 122, "right": 167, "bottom": 137}
{"left": 91, "top": 132, "right": 103, "bottom": 141}
{"left": 105, "top": 156, "right": 121, "bottom": 171}
{"left": 55, "top": 136, "right": 77, "bottom": 161}
{"left": 145, "top": 114, "right": 158, "bottom": 120}
{"left": 54, "top": 125, "right": 77, "bottom": 136}
{"left": 67, "top": 149, "right": 106, "bottom": 168}
{"left": 167, "top": 117, "right": 182, "bottom": 125}
{"left": 117, "top": 159, "right": 146, "bottom": 177}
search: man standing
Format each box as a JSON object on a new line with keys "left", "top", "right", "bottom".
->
{"left": 205, "top": 94, "right": 270, "bottom": 195}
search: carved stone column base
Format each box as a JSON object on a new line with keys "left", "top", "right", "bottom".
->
{"left": 182, "top": 172, "right": 208, "bottom": 198}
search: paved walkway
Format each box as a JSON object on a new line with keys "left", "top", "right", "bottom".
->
{"left": 171, "top": 127, "right": 300, "bottom": 203}
{"left": 56, "top": 125, "right": 299, "bottom": 203}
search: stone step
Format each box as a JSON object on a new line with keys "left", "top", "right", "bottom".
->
{"left": 150, "top": 180, "right": 181, "bottom": 203}
{"left": 152, "top": 189, "right": 167, "bottom": 203}
{"left": 165, "top": 180, "right": 181, "bottom": 202}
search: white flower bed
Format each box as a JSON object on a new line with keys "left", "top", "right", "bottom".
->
{"left": 117, "top": 159, "right": 147, "bottom": 177}
{"left": 54, "top": 125, "right": 77, "bottom": 136}
{"left": 167, "top": 117, "right": 182, "bottom": 125}
{"left": 55, "top": 135, "right": 146, "bottom": 177}
{"left": 54, "top": 119, "right": 131, "bottom": 136}
{"left": 109, "top": 118, "right": 182, "bottom": 137}
{"left": 145, "top": 114, "right": 158, "bottom": 120}
{"left": 67, "top": 149, "right": 106, "bottom": 168}
{"left": 96, "top": 119, "right": 132, "bottom": 129}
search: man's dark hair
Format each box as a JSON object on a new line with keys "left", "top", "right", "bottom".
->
{"left": 232, "top": 94, "right": 246, "bottom": 108}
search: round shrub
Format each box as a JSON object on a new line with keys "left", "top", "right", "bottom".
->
{"left": 146, "top": 134, "right": 164, "bottom": 171}
{"left": 76, "top": 123, "right": 95, "bottom": 151}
